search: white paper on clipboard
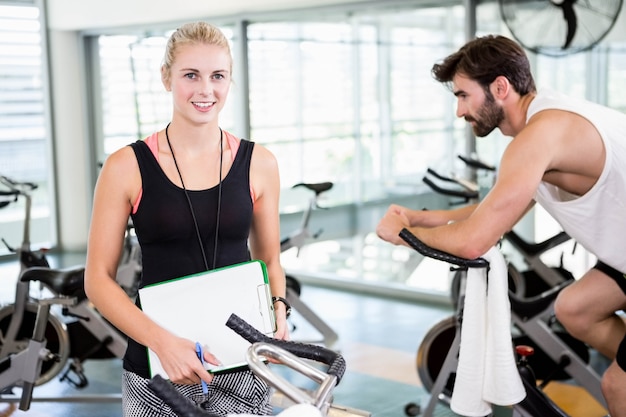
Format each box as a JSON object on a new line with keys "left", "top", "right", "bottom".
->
{"left": 138, "top": 260, "right": 276, "bottom": 378}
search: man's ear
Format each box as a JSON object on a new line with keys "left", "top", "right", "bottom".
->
{"left": 491, "top": 75, "right": 510, "bottom": 100}
{"left": 161, "top": 66, "right": 171, "bottom": 91}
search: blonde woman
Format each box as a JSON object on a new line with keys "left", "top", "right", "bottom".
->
{"left": 85, "top": 22, "right": 289, "bottom": 416}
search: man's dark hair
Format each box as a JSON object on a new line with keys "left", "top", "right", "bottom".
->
{"left": 432, "top": 35, "right": 536, "bottom": 96}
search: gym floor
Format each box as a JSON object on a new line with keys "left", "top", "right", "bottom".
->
{"left": 0, "top": 252, "right": 609, "bottom": 417}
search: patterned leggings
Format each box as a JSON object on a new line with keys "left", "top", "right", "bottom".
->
{"left": 122, "top": 370, "right": 273, "bottom": 417}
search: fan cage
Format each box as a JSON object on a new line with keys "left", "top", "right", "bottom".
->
{"left": 499, "top": 0, "right": 624, "bottom": 57}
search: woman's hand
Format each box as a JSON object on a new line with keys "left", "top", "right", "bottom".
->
{"left": 273, "top": 308, "right": 290, "bottom": 341}
{"left": 155, "top": 336, "right": 220, "bottom": 385}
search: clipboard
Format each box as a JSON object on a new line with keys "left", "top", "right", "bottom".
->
{"left": 138, "top": 260, "right": 276, "bottom": 378}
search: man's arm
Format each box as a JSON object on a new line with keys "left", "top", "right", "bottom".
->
{"left": 377, "top": 203, "right": 478, "bottom": 246}
{"left": 379, "top": 122, "right": 558, "bottom": 258}
{"left": 413, "top": 122, "right": 559, "bottom": 258}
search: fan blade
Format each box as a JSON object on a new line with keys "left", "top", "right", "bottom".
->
{"left": 561, "top": 0, "right": 578, "bottom": 49}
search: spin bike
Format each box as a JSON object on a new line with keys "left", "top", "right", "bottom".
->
{"left": 401, "top": 225, "right": 606, "bottom": 416}
{"left": 281, "top": 182, "right": 338, "bottom": 348}
{"left": 0, "top": 175, "right": 127, "bottom": 403}
{"left": 147, "top": 313, "right": 370, "bottom": 417}
{"left": 0, "top": 183, "right": 76, "bottom": 411}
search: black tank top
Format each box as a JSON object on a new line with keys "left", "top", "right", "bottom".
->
{"left": 124, "top": 137, "right": 254, "bottom": 377}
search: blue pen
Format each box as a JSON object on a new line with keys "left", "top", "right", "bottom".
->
{"left": 195, "top": 342, "right": 208, "bottom": 395}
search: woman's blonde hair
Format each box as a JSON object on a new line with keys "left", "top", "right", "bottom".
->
{"left": 161, "top": 21, "right": 232, "bottom": 84}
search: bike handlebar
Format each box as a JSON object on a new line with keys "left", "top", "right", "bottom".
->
{"left": 148, "top": 313, "right": 346, "bottom": 417}
{"left": 504, "top": 229, "right": 571, "bottom": 257}
{"left": 225, "top": 313, "right": 346, "bottom": 381}
{"left": 422, "top": 175, "right": 478, "bottom": 200}
{"left": 0, "top": 189, "right": 19, "bottom": 209}
{"left": 0, "top": 190, "right": 19, "bottom": 196}
{"left": 0, "top": 175, "right": 38, "bottom": 192}
{"left": 399, "top": 228, "right": 489, "bottom": 269}
{"left": 423, "top": 168, "right": 479, "bottom": 201}
{"left": 457, "top": 155, "right": 496, "bottom": 172}
{"left": 0, "top": 176, "right": 38, "bottom": 210}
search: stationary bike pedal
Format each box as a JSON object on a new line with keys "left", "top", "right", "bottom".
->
{"left": 43, "top": 351, "right": 62, "bottom": 363}
{"left": 59, "top": 359, "right": 89, "bottom": 389}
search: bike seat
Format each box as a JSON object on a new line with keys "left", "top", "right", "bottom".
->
{"left": 292, "top": 182, "right": 333, "bottom": 194}
{"left": 509, "top": 278, "right": 574, "bottom": 320}
{"left": 20, "top": 266, "right": 86, "bottom": 297}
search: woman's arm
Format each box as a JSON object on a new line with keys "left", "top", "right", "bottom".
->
{"left": 248, "top": 144, "right": 289, "bottom": 340}
{"left": 84, "top": 146, "right": 216, "bottom": 385}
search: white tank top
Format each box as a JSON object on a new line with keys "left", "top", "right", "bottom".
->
{"left": 530, "top": 90, "right": 626, "bottom": 272}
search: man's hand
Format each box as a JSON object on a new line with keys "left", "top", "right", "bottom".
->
{"left": 376, "top": 204, "right": 411, "bottom": 246}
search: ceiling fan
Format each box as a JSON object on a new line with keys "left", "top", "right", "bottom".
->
{"left": 499, "top": 0, "right": 624, "bottom": 57}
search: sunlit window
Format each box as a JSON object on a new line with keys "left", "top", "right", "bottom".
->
{"left": 97, "top": 9, "right": 474, "bottom": 211}
{"left": 608, "top": 43, "right": 626, "bottom": 113}
{"left": 246, "top": 7, "right": 470, "bottom": 206}
{"left": 81, "top": 2, "right": 626, "bottom": 292}
{"left": 0, "top": 2, "right": 52, "bottom": 253}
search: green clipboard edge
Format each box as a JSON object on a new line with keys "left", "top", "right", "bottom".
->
{"left": 142, "top": 258, "right": 271, "bottom": 288}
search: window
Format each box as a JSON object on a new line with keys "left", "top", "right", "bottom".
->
{"left": 0, "top": 2, "right": 53, "bottom": 254}
{"left": 247, "top": 21, "right": 365, "bottom": 204}
{"left": 88, "top": 5, "right": 493, "bottom": 293}
{"left": 87, "top": 3, "right": 626, "bottom": 295}
{"left": 93, "top": 7, "right": 472, "bottom": 215}
{"left": 608, "top": 42, "right": 626, "bottom": 113}
{"left": 246, "top": 6, "right": 469, "bottom": 208}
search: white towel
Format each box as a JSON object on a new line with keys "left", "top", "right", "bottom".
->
{"left": 450, "top": 247, "right": 526, "bottom": 416}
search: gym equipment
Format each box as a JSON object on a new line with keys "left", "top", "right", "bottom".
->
{"left": 400, "top": 228, "right": 606, "bottom": 416}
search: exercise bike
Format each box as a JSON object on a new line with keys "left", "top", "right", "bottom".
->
{"left": 400, "top": 227, "right": 606, "bottom": 416}
{"left": 0, "top": 269, "right": 76, "bottom": 411}
{"left": 147, "top": 313, "right": 370, "bottom": 417}
{"left": 0, "top": 182, "right": 77, "bottom": 411}
{"left": 0, "top": 175, "right": 127, "bottom": 399}
{"left": 280, "top": 182, "right": 338, "bottom": 348}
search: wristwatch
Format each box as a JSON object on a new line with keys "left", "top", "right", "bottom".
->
{"left": 271, "top": 296, "right": 292, "bottom": 318}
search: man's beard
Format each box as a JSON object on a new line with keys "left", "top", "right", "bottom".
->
{"left": 466, "top": 92, "right": 504, "bottom": 137}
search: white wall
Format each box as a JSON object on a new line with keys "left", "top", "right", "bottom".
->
{"left": 47, "top": 29, "right": 90, "bottom": 252}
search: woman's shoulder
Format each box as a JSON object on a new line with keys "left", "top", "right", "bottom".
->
{"left": 103, "top": 131, "right": 160, "bottom": 173}
{"left": 102, "top": 146, "right": 137, "bottom": 176}
{"left": 250, "top": 141, "right": 277, "bottom": 165}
